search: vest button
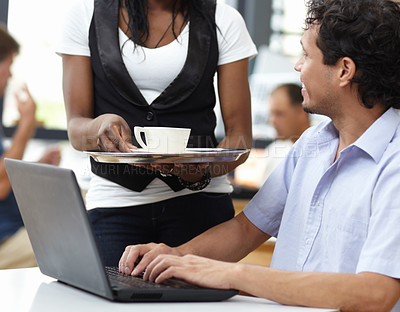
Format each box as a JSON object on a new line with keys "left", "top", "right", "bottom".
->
{"left": 146, "top": 111, "right": 154, "bottom": 121}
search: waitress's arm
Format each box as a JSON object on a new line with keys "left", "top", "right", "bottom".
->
{"left": 167, "top": 57, "right": 252, "bottom": 183}
{"left": 211, "top": 57, "right": 253, "bottom": 177}
{"left": 62, "top": 54, "right": 134, "bottom": 152}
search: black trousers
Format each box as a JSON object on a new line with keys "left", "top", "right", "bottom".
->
{"left": 88, "top": 192, "right": 234, "bottom": 266}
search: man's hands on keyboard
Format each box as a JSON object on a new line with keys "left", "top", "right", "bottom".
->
{"left": 107, "top": 266, "right": 199, "bottom": 289}
{"left": 118, "top": 243, "right": 234, "bottom": 290}
{"left": 119, "top": 243, "right": 182, "bottom": 277}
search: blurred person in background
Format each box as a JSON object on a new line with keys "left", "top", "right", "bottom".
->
{"left": 0, "top": 24, "right": 61, "bottom": 269}
{"left": 234, "top": 83, "right": 310, "bottom": 190}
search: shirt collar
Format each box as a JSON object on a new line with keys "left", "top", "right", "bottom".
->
{"left": 352, "top": 108, "right": 400, "bottom": 163}
{"left": 313, "top": 119, "right": 339, "bottom": 146}
{"left": 314, "top": 108, "right": 400, "bottom": 163}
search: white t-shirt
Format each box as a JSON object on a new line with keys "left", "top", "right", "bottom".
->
{"left": 58, "top": 0, "right": 257, "bottom": 209}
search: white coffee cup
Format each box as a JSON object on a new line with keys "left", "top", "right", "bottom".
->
{"left": 133, "top": 126, "right": 191, "bottom": 153}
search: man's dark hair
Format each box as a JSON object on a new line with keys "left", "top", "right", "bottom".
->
{"left": 272, "top": 84, "right": 303, "bottom": 108}
{"left": 0, "top": 24, "right": 19, "bottom": 63}
{"left": 305, "top": 0, "right": 400, "bottom": 109}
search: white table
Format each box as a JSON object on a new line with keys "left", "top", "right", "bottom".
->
{"left": 0, "top": 267, "right": 337, "bottom": 312}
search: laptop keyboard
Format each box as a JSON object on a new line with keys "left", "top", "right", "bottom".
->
{"left": 105, "top": 266, "right": 199, "bottom": 289}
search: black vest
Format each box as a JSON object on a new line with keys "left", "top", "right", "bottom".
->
{"left": 89, "top": 0, "right": 219, "bottom": 192}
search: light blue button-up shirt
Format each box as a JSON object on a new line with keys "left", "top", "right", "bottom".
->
{"left": 244, "top": 108, "right": 400, "bottom": 310}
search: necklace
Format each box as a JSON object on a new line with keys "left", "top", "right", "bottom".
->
{"left": 153, "top": 20, "right": 173, "bottom": 49}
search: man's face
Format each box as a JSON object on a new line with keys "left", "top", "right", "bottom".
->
{"left": 294, "top": 26, "right": 337, "bottom": 117}
{"left": 269, "top": 88, "right": 301, "bottom": 141}
{"left": 0, "top": 54, "right": 14, "bottom": 97}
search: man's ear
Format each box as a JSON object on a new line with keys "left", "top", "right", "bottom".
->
{"left": 337, "top": 57, "right": 356, "bottom": 87}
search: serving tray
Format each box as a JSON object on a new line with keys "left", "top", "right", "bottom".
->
{"left": 85, "top": 148, "right": 250, "bottom": 164}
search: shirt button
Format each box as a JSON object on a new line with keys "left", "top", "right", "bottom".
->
{"left": 306, "top": 239, "right": 311, "bottom": 245}
{"left": 146, "top": 111, "right": 154, "bottom": 121}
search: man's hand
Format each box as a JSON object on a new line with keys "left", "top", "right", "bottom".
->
{"left": 119, "top": 243, "right": 181, "bottom": 276}
{"left": 144, "top": 254, "right": 235, "bottom": 290}
{"left": 15, "top": 84, "right": 36, "bottom": 128}
{"left": 38, "top": 146, "right": 61, "bottom": 166}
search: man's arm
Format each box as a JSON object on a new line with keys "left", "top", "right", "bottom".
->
{"left": 62, "top": 55, "right": 134, "bottom": 153}
{"left": 0, "top": 87, "right": 36, "bottom": 199}
{"left": 144, "top": 254, "right": 400, "bottom": 312}
{"left": 179, "top": 212, "right": 270, "bottom": 260}
{"left": 119, "top": 213, "right": 270, "bottom": 275}
{"left": 237, "top": 266, "right": 400, "bottom": 312}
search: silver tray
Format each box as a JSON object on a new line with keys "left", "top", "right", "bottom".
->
{"left": 85, "top": 148, "right": 250, "bottom": 164}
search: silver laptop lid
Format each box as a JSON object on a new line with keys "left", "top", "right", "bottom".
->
{"left": 4, "top": 159, "right": 113, "bottom": 300}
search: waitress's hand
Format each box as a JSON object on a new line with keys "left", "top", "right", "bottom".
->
{"left": 154, "top": 163, "right": 210, "bottom": 182}
{"left": 133, "top": 163, "right": 210, "bottom": 182}
{"left": 96, "top": 114, "right": 136, "bottom": 153}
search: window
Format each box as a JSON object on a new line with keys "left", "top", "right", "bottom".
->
{"left": 269, "top": 0, "right": 306, "bottom": 58}
{"left": 231, "top": 0, "right": 305, "bottom": 142}
{"left": 2, "top": 0, "right": 69, "bottom": 139}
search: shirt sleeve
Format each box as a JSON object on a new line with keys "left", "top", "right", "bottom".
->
{"left": 243, "top": 125, "right": 319, "bottom": 237}
{"left": 243, "top": 141, "right": 300, "bottom": 237}
{"left": 356, "top": 158, "right": 400, "bottom": 279}
{"left": 56, "top": 0, "right": 93, "bottom": 57}
{"left": 215, "top": 3, "right": 258, "bottom": 66}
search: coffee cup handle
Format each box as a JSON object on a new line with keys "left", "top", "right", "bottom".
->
{"left": 133, "top": 126, "right": 147, "bottom": 149}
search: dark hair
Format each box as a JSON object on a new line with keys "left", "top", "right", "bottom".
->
{"left": 119, "top": 0, "right": 216, "bottom": 47}
{"left": 305, "top": 0, "right": 400, "bottom": 109}
{"left": 0, "top": 23, "right": 19, "bottom": 63}
{"left": 273, "top": 83, "right": 303, "bottom": 108}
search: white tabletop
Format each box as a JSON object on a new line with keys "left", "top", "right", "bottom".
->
{"left": 0, "top": 267, "right": 337, "bottom": 312}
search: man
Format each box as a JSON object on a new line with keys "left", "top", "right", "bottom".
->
{"left": 118, "top": 0, "right": 400, "bottom": 311}
{"left": 234, "top": 83, "right": 310, "bottom": 189}
{"left": 268, "top": 83, "right": 309, "bottom": 144}
{"left": 0, "top": 24, "right": 60, "bottom": 269}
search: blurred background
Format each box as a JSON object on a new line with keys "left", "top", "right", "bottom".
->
{"left": 0, "top": 0, "right": 314, "bottom": 191}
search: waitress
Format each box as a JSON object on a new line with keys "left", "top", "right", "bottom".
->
{"left": 58, "top": 0, "right": 257, "bottom": 266}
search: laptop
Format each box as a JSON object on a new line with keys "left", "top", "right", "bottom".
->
{"left": 4, "top": 158, "right": 238, "bottom": 302}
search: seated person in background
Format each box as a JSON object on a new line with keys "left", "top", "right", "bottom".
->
{"left": 118, "top": 0, "right": 400, "bottom": 311}
{"left": 234, "top": 83, "right": 310, "bottom": 189}
{"left": 0, "top": 24, "right": 61, "bottom": 269}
